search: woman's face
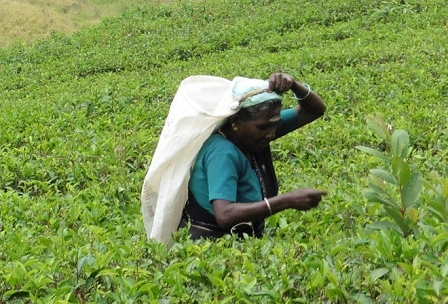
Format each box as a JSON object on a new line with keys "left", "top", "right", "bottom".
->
{"left": 233, "top": 106, "right": 281, "bottom": 153}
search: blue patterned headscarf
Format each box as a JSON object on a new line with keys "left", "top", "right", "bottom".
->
{"left": 232, "top": 77, "right": 282, "bottom": 109}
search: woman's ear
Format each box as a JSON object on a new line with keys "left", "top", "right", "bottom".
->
{"left": 229, "top": 117, "right": 240, "bottom": 131}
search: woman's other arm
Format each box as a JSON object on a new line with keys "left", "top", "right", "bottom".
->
{"left": 213, "top": 188, "right": 327, "bottom": 230}
{"left": 269, "top": 73, "right": 327, "bottom": 128}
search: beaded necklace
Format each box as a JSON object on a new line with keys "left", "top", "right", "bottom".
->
{"left": 251, "top": 153, "right": 267, "bottom": 198}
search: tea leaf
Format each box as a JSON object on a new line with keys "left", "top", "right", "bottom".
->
{"left": 401, "top": 172, "right": 422, "bottom": 209}
{"left": 391, "top": 129, "right": 410, "bottom": 158}
{"left": 362, "top": 189, "right": 398, "bottom": 209}
{"left": 367, "top": 220, "right": 403, "bottom": 235}
{"left": 0, "top": 0, "right": 447, "bottom": 302}
{"left": 370, "top": 267, "right": 389, "bottom": 280}
{"left": 384, "top": 206, "right": 409, "bottom": 235}
{"left": 355, "top": 146, "right": 390, "bottom": 162}
{"left": 77, "top": 255, "right": 97, "bottom": 275}
{"left": 366, "top": 114, "right": 392, "bottom": 143}
{"left": 392, "top": 157, "right": 411, "bottom": 185}
{"left": 3, "top": 290, "right": 30, "bottom": 301}
{"left": 207, "top": 272, "right": 227, "bottom": 290}
{"left": 370, "top": 168, "right": 398, "bottom": 185}
{"left": 441, "top": 263, "right": 448, "bottom": 277}
{"left": 406, "top": 207, "right": 419, "bottom": 222}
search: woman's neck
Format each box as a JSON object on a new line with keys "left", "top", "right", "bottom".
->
{"left": 218, "top": 128, "right": 252, "bottom": 161}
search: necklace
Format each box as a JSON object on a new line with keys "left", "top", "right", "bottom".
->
{"left": 218, "top": 129, "right": 227, "bottom": 139}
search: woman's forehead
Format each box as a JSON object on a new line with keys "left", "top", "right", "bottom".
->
{"left": 252, "top": 109, "right": 281, "bottom": 123}
{"left": 268, "top": 115, "right": 281, "bottom": 123}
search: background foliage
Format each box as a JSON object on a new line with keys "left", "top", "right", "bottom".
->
{"left": 1, "top": 0, "right": 447, "bottom": 302}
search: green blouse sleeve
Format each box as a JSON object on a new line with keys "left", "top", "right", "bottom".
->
{"left": 276, "top": 108, "right": 299, "bottom": 138}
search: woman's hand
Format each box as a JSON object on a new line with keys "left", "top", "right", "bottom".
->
{"left": 268, "top": 73, "right": 296, "bottom": 93}
{"left": 268, "top": 72, "right": 327, "bottom": 128}
{"left": 282, "top": 188, "right": 328, "bottom": 211}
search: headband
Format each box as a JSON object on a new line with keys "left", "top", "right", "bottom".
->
{"left": 232, "top": 78, "right": 282, "bottom": 109}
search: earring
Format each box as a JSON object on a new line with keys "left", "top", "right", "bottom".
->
{"left": 232, "top": 123, "right": 238, "bottom": 131}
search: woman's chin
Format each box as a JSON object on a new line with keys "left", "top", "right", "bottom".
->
{"left": 255, "top": 142, "right": 270, "bottom": 151}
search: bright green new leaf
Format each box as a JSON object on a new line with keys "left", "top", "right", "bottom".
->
{"left": 326, "top": 288, "right": 346, "bottom": 300}
{"left": 97, "top": 268, "right": 119, "bottom": 277}
{"left": 330, "top": 245, "right": 350, "bottom": 256}
{"left": 391, "top": 129, "right": 410, "bottom": 158}
{"left": 443, "top": 178, "right": 448, "bottom": 198}
{"left": 370, "top": 267, "right": 389, "bottom": 280}
{"left": 351, "top": 293, "right": 375, "bottom": 304}
{"left": 441, "top": 263, "right": 448, "bottom": 277}
{"left": 433, "top": 280, "right": 443, "bottom": 297}
{"left": 164, "top": 262, "right": 187, "bottom": 274}
{"left": 429, "top": 232, "right": 448, "bottom": 250}
{"left": 241, "top": 276, "right": 257, "bottom": 294}
{"left": 310, "top": 269, "right": 324, "bottom": 288}
{"left": 370, "top": 168, "right": 398, "bottom": 185}
{"left": 401, "top": 172, "right": 422, "bottom": 209}
{"left": 406, "top": 207, "right": 419, "bottom": 221}
{"left": 207, "top": 272, "right": 227, "bottom": 290}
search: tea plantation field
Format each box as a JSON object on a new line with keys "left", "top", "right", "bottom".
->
{"left": 0, "top": 0, "right": 447, "bottom": 302}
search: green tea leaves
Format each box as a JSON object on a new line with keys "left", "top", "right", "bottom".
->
{"left": 360, "top": 114, "right": 424, "bottom": 236}
{"left": 391, "top": 129, "right": 410, "bottom": 158}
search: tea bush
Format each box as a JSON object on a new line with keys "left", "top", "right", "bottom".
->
{"left": 1, "top": 0, "right": 447, "bottom": 302}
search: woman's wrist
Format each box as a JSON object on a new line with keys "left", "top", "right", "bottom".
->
{"left": 292, "top": 81, "right": 312, "bottom": 101}
{"left": 269, "top": 195, "right": 292, "bottom": 212}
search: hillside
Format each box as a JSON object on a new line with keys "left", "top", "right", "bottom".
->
{"left": 0, "top": 0, "right": 171, "bottom": 47}
{"left": 1, "top": 0, "right": 447, "bottom": 302}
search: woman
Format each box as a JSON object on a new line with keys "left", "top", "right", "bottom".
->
{"left": 179, "top": 72, "right": 327, "bottom": 239}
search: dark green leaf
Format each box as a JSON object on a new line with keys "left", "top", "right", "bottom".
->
{"left": 77, "top": 255, "right": 97, "bottom": 274}
{"left": 392, "top": 157, "right": 411, "bottom": 185}
{"left": 384, "top": 206, "right": 409, "bottom": 235}
{"left": 370, "top": 168, "right": 398, "bottom": 185}
{"left": 391, "top": 129, "right": 410, "bottom": 158}
{"left": 362, "top": 189, "right": 399, "bottom": 208}
{"left": 4, "top": 290, "right": 30, "bottom": 301}
{"left": 355, "top": 146, "right": 390, "bottom": 162}
{"left": 367, "top": 221, "right": 403, "bottom": 235}
{"left": 401, "top": 172, "right": 422, "bottom": 209}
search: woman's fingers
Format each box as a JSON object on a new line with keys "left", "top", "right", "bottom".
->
{"left": 269, "top": 73, "right": 294, "bottom": 92}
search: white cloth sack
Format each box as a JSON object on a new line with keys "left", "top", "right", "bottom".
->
{"left": 141, "top": 75, "right": 242, "bottom": 242}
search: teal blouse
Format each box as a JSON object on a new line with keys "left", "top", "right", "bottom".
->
{"left": 188, "top": 108, "right": 299, "bottom": 215}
